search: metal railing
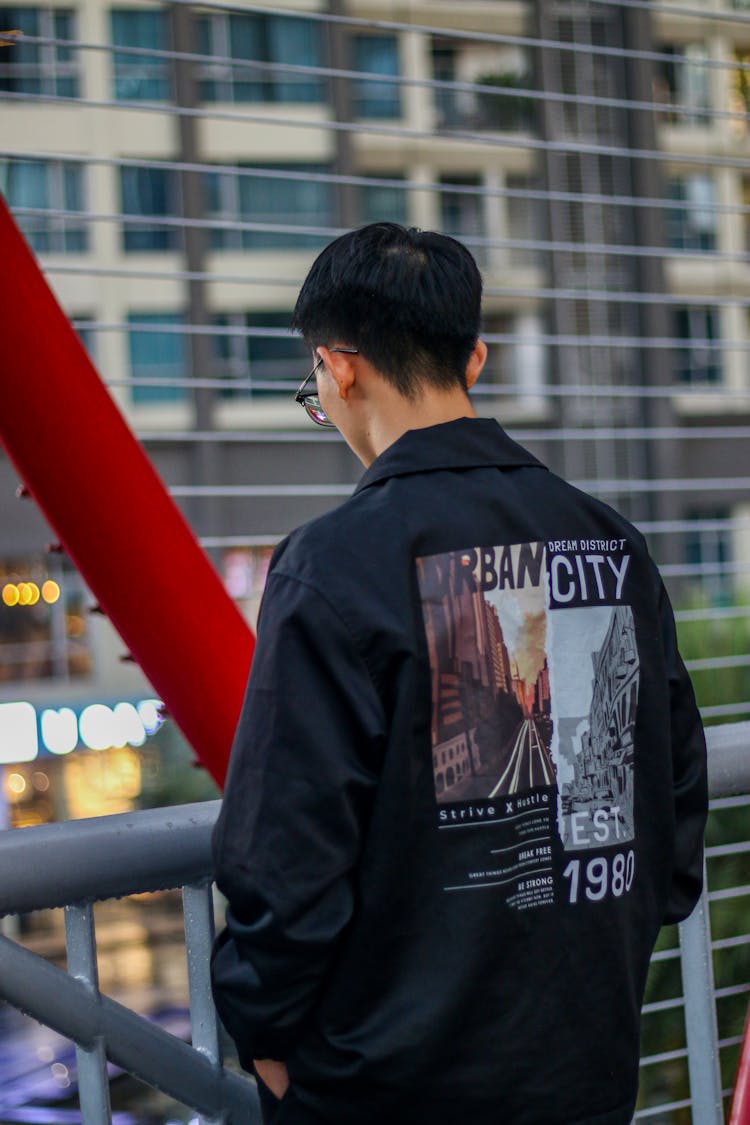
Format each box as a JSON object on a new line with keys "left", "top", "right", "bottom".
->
{"left": 0, "top": 800, "right": 259, "bottom": 1124}
{"left": 0, "top": 722, "right": 746, "bottom": 1124}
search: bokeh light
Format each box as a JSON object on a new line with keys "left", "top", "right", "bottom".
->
{"left": 42, "top": 580, "right": 61, "bottom": 604}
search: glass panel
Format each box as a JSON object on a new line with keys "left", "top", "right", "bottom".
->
{"left": 440, "top": 176, "right": 485, "bottom": 263}
{"left": 196, "top": 14, "right": 219, "bottom": 102}
{"left": 666, "top": 177, "right": 717, "bottom": 251}
{"left": 680, "top": 43, "right": 711, "bottom": 125}
{"left": 432, "top": 42, "right": 457, "bottom": 128}
{"left": 61, "top": 163, "right": 87, "bottom": 252}
{"left": 111, "top": 9, "right": 169, "bottom": 101}
{"left": 3, "top": 159, "right": 50, "bottom": 251}
{"left": 268, "top": 16, "right": 322, "bottom": 103}
{"left": 1, "top": 159, "right": 87, "bottom": 254}
{"left": 54, "top": 11, "right": 75, "bottom": 66}
{"left": 655, "top": 43, "right": 710, "bottom": 126}
{"left": 353, "top": 35, "right": 400, "bottom": 119}
{"left": 120, "top": 167, "right": 178, "bottom": 252}
{"left": 684, "top": 510, "right": 731, "bottom": 602}
{"left": 245, "top": 311, "right": 307, "bottom": 395}
{"left": 204, "top": 170, "right": 234, "bottom": 250}
{"left": 229, "top": 13, "right": 264, "bottom": 102}
{"left": 674, "top": 307, "right": 722, "bottom": 384}
{"left": 361, "top": 177, "right": 408, "bottom": 225}
{"left": 0, "top": 9, "right": 40, "bottom": 94}
{"left": 127, "top": 313, "right": 187, "bottom": 404}
{"left": 206, "top": 165, "right": 332, "bottom": 251}
{"left": 506, "top": 175, "right": 544, "bottom": 266}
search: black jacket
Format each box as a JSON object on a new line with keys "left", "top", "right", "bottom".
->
{"left": 211, "top": 418, "right": 707, "bottom": 1125}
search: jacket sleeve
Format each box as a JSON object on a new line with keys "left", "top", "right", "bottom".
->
{"left": 210, "top": 570, "right": 385, "bottom": 1067}
{"left": 657, "top": 573, "right": 709, "bottom": 925}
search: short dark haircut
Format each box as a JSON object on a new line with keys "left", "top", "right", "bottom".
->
{"left": 291, "top": 222, "right": 483, "bottom": 398}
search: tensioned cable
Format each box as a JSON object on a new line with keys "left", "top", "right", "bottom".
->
{"left": 132, "top": 426, "right": 750, "bottom": 444}
{"left": 12, "top": 206, "right": 750, "bottom": 267}
{"left": 104, "top": 378, "right": 750, "bottom": 401}
{"left": 3, "top": 88, "right": 750, "bottom": 172}
{"left": 5, "top": 150, "right": 750, "bottom": 221}
{"left": 163, "top": 477, "right": 750, "bottom": 497}
{"left": 6, "top": 33, "right": 750, "bottom": 127}
{"left": 66, "top": 315, "right": 750, "bottom": 353}
{"left": 675, "top": 606, "right": 750, "bottom": 623}
{"left": 661, "top": 564, "right": 750, "bottom": 583}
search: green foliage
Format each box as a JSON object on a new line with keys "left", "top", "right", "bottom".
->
{"left": 675, "top": 592, "right": 750, "bottom": 725}
{"left": 474, "top": 71, "right": 534, "bottom": 130}
{"left": 637, "top": 595, "right": 750, "bottom": 1119}
{"left": 138, "top": 721, "right": 220, "bottom": 810}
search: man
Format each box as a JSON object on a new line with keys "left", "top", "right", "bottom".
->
{"left": 211, "top": 223, "right": 707, "bottom": 1125}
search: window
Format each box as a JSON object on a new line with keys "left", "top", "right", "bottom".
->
{"left": 439, "top": 175, "right": 485, "bottom": 262}
{"left": 361, "top": 175, "right": 407, "bottom": 225}
{"left": 0, "top": 159, "right": 87, "bottom": 253}
{"left": 674, "top": 306, "right": 722, "bottom": 384}
{"left": 654, "top": 44, "right": 711, "bottom": 126}
{"left": 127, "top": 313, "right": 186, "bottom": 404}
{"left": 666, "top": 176, "right": 717, "bottom": 251}
{"left": 730, "top": 50, "right": 749, "bottom": 138}
{"left": 205, "top": 165, "right": 333, "bottom": 251}
{"left": 506, "top": 175, "right": 545, "bottom": 267}
{"left": 74, "top": 317, "right": 97, "bottom": 362}
{"left": 431, "top": 41, "right": 458, "bottom": 128}
{"left": 197, "top": 12, "right": 323, "bottom": 103}
{"left": 120, "top": 165, "right": 179, "bottom": 252}
{"left": 352, "top": 35, "right": 400, "bottom": 119}
{"left": 0, "top": 8, "right": 78, "bottom": 97}
{"left": 431, "top": 39, "right": 532, "bottom": 132}
{"left": 0, "top": 556, "right": 91, "bottom": 683}
{"left": 685, "top": 509, "right": 731, "bottom": 602}
{"left": 111, "top": 9, "right": 170, "bottom": 101}
{"left": 212, "top": 312, "right": 307, "bottom": 397}
{"left": 482, "top": 312, "right": 548, "bottom": 394}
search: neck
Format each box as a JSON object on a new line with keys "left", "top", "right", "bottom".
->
{"left": 355, "top": 386, "right": 477, "bottom": 467}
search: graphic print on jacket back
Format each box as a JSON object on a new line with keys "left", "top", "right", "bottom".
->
{"left": 416, "top": 539, "right": 639, "bottom": 911}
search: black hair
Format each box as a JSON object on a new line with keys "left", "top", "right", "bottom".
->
{"left": 291, "top": 222, "right": 483, "bottom": 398}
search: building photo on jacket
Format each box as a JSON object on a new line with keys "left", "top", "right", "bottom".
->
{"left": 418, "top": 538, "right": 640, "bottom": 908}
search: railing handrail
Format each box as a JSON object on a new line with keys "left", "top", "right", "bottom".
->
{"left": 0, "top": 798, "right": 220, "bottom": 917}
{"left": 0, "top": 722, "right": 747, "bottom": 918}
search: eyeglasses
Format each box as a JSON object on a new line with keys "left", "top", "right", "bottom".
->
{"left": 294, "top": 347, "right": 359, "bottom": 428}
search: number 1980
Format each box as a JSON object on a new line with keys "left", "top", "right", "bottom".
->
{"left": 562, "top": 851, "right": 635, "bottom": 904}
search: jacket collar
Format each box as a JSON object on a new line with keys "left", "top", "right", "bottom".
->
{"left": 353, "top": 417, "right": 546, "bottom": 496}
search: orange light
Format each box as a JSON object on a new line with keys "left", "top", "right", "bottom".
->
{"left": 7, "top": 773, "right": 26, "bottom": 795}
{"left": 42, "top": 580, "right": 60, "bottom": 604}
{"left": 2, "top": 584, "right": 19, "bottom": 607}
{"left": 17, "top": 583, "right": 32, "bottom": 606}
{"left": 26, "top": 582, "right": 40, "bottom": 606}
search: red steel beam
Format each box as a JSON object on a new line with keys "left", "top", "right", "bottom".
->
{"left": 0, "top": 196, "right": 254, "bottom": 788}
{"left": 731, "top": 1008, "right": 750, "bottom": 1125}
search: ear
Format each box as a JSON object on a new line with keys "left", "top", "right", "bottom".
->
{"left": 465, "top": 338, "right": 488, "bottom": 390}
{"left": 318, "top": 346, "right": 357, "bottom": 401}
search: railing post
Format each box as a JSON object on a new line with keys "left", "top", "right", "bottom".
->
{"left": 64, "top": 903, "right": 112, "bottom": 1123}
{"left": 679, "top": 867, "right": 724, "bottom": 1125}
{"left": 183, "top": 881, "right": 224, "bottom": 1125}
